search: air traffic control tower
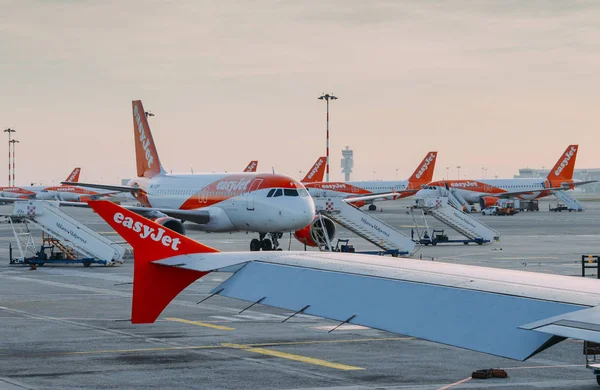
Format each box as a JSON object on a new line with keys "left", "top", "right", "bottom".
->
{"left": 341, "top": 146, "right": 354, "bottom": 181}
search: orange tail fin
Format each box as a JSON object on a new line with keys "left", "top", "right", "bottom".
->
{"left": 302, "top": 157, "right": 326, "bottom": 183}
{"left": 408, "top": 152, "right": 438, "bottom": 185}
{"left": 244, "top": 160, "right": 258, "bottom": 172}
{"left": 547, "top": 145, "right": 578, "bottom": 182}
{"left": 88, "top": 200, "right": 217, "bottom": 323}
{"left": 132, "top": 100, "right": 166, "bottom": 178}
{"left": 64, "top": 167, "right": 81, "bottom": 183}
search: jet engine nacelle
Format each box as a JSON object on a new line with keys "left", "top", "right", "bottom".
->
{"left": 293, "top": 215, "right": 336, "bottom": 247}
{"left": 155, "top": 217, "right": 186, "bottom": 235}
{"left": 479, "top": 196, "right": 499, "bottom": 209}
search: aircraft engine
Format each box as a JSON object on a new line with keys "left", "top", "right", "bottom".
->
{"left": 155, "top": 217, "right": 186, "bottom": 235}
{"left": 293, "top": 216, "right": 336, "bottom": 247}
{"left": 479, "top": 196, "right": 499, "bottom": 209}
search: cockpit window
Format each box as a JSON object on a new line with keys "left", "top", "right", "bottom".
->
{"left": 284, "top": 189, "right": 298, "bottom": 197}
{"left": 297, "top": 188, "right": 309, "bottom": 197}
{"left": 273, "top": 188, "right": 283, "bottom": 197}
{"left": 267, "top": 189, "right": 276, "bottom": 197}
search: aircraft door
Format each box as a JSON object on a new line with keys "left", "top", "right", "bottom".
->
{"left": 246, "top": 179, "right": 263, "bottom": 211}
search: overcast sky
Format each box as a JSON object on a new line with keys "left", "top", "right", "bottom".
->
{"left": 1, "top": 0, "right": 598, "bottom": 184}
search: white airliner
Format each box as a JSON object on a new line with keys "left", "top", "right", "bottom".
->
{"left": 0, "top": 168, "right": 116, "bottom": 202}
{"left": 415, "top": 144, "right": 595, "bottom": 209}
{"left": 304, "top": 151, "right": 437, "bottom": 210}
{"left": 90, "top": 199, "right": 600, "bottom": 384}
{"left": 68, "top": 100, "right": 314, "bottom": 251}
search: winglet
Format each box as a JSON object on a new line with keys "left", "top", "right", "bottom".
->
{"left": 88, "top": 200, "right": 218, "bottom": 324}
{"left": 132, "top": 100, "right": 166, "bottom": 178}
{"left": 65, "top": 167, "right": 81, "bottom": 183}
{"left": 302, "top": 157, "right": 327, "bottom": 183}
{"left": 408, "top": 152, "right": 438, "bottom": 185}
{"left": 244, "top": 160, "right": 258, "bottom": 172}
{"left": 547, "top": 145, "right": 578, "bottom": 182}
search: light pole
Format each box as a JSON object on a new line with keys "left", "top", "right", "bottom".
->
{"left": 481, "top": 167, "right": 485, "bottom": 178}
{"left": 4, "top": 128, "right": 16, "bottom": 186}
{"left": 318, "top": 93, "right": 337, "bottom": 182}
{"left": 9, "top": 139, "right": 18, "bottom": 186}
{"left": 445, "top": 166, "right": 449, "bottom": 180}
{"left": 456, "top": 165, "right": 461, "bottom": 180}
{"left": 396, "top": 168, "right": 399, "bottom": 181}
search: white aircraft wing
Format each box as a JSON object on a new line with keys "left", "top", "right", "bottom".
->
{"left": 62, "top": 181, "right": 137, "bottom": 193}
{"left": 343, "top": 189, "right": 419, "bottom": 204}
{"left": 89, "top": 200, "right": 600, "bottom": 362}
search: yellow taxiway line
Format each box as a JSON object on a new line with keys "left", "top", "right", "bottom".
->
{"left": 223, "top": 343, "right": 363, "bottom": 371}
{"left": 165, "top": 317, "right": 235, "bottom": 331}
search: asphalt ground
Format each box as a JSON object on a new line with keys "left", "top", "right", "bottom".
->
{"left": 0, "top": 199, "right": 599, "bottom": 389}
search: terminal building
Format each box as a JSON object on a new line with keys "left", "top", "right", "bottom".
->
{"left": 514, "top": 168, "right": 600, "bottom": 193}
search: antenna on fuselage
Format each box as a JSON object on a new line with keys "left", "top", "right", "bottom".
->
{"left": 272, "top": 167, "right": 276, "bottom": 174}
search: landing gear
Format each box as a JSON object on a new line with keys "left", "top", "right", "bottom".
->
{"left": 368, "top": 204, "right": 377, "bottom": 211}
{"left": 250, "top": 238, "right": 261, "bottom": 252}
{"left": 250, "top": 232, "right": 284, "bottom": 251}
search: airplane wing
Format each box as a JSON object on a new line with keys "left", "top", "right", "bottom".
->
{"left": 62, "top": 181, "right": 137, "bottom": 193}
{"left": 343, "top": 189, "right": 419, "bottom": 203}
{"left": 478, "top": 181, "right": 598, "bottom": 199}
{"left": 89, "top": 200, "right": 600, "bottom": 362}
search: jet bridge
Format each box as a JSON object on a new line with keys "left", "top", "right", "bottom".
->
{"left": 9, "top": 200, "right": 126, "bottom": 265}
{"left": 314, "top": 198, "right": 416, "bottom": 255}
{"left": 413, "top": 196, "right": 500, "bottom": 244}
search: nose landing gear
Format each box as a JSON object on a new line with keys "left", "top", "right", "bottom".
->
{"left": 250, "top": 232, "right": 284, "bottom": 251}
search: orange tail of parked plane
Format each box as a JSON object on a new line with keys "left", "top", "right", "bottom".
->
{"left": 244, "top": 161, "right": 258, "bottom": 172}
{"left": 302, "top": 157, "right": 326, "bottom": 183}
{"left": 64, "top": 167, "right": 81, "bottom": 183}
{"left": 132, "top": 100, "right": 166, "bottom": 179}
{"left": 407, "top": 152, "right": 437, "bottom": 186}
{"left": 547, "top": 144, "right": 578, "bottom": 182}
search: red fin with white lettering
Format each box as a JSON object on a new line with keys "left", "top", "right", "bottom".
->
{"left": 408, "top": 152, "right": 438, "bottom": 186}
{"left": 302, "top": 157, "right": 326, "bottom": 183}
{"left": 244, "top": 160, "right": 258, "bottom": 172}
{"left": 132, "top": 100, "right": 166, "bottom": 178}
{"left": 547, "top": 145, "right": 578, "bottom": 182}
{"left": 88, "top": 200, "right": 218, "bottom": 324}
{"left": 64, "top": 167, "right": 81, "bottom": 183}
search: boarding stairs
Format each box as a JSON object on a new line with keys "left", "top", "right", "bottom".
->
{"left": 9, "top": 200, "right": 126, "bottom": 264}
{"left": 553, "top": 191, "right": 584, "bottom": 211}
{"left": 447, "top": 189, "right": 472, "bottom": 212}
{"left": 413, "top": 196, "right": 500, "bottom": 243}
{"left": 314, "top": 198, "right": 416, "bottom": 254}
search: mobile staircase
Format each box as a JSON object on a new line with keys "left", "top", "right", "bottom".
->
{"left": 8, "top": 200, "right": 126, "bottom": 266}
{"left": 412, "top": 196, "right": 500, "bottom": 244}
{"left": 553, "top": 191, "right": 584, "bottom": 211}
{"left": 314, "top": 198, "right": 416, "bottom": 255}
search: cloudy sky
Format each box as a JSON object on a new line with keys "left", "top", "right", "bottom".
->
{"left": 1, "top": 0, "right": 598, "bottom": 184}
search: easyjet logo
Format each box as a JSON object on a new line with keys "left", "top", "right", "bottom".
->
{"left": 67, "top": 168, "right": 80, "bottom": 182}
{"left": 113, "top": 212, "right": 180, "bottom": 250}
{"left": 133, "top": 105, "right": 154, "bottom": 169}
{"left": 321, "top": 183, "right": 347, "bottom": 190}
{"left": 245, "top": 162, "right": 257, "bottom": 172}
{"left": 306, "top": 159, "right": 324, "bottom": 180}
{"left": 450, "top": 181, "right": 478, "bottom": 188}
{"left": 216, "top": 179, "right": 251, "bottom": 192}
{"left": 554, "top": 146, "right": 577, "bottom": 176}
{"left": 415, "top": 153, "right": 436, "bottom": 180}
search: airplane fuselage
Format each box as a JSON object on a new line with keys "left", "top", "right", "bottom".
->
{"left": 128, "top": 172, "right": 315, "bottom": 233}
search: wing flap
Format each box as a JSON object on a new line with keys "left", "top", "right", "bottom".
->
{"left": 520, "top": 306, "right": 600, "bottom": 343}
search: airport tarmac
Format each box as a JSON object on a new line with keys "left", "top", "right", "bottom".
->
{"left": 1, "top": 200, "right": 599, "bottom": 389}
